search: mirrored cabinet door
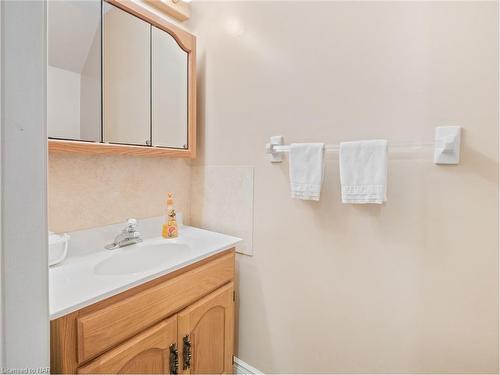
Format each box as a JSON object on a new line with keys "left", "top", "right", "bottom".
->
{"left": 152, "top": 27, "right": 188, "bottom": 149}
{"left": 47, "top": 0, "right": 101, "bottom": 142}
{"left": 103, "top": 2, "right": 150, "bottom": 146}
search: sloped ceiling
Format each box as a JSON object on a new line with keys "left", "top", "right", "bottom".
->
{"left": 48, "top": 1, "right": 100, "bottom": 73}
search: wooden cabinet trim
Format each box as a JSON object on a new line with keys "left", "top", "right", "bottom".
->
{"left": 143, "top": 0, "right": 191, "bottom": 22}
{"left": 48, "top": 140, "right": 195, "bottom": 158}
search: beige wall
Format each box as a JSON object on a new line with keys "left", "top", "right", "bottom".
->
{"left": 48, "top": 153, "right": 191, "bottom": 233}
{"left": 188, "top": 1, "right": 499, "bottom": 373}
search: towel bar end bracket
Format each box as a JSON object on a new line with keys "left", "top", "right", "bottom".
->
{"left": 266, "top": 135, "right": 284, "bottom": 163}
{"left": 433, "top": 126, "right": 461, "bottom": 165}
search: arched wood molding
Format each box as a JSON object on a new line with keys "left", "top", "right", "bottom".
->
{"left": 106, "top": 0, "right": 194, "bottom": 52}
{"left": 144, "top": 0, "right": 191, "bottom": 22}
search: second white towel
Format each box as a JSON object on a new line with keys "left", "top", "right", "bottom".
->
{"left": 289, "top": 143, "right": 325, "bottom": 201}
{"left": 339, "top": 140, "right": 388, "bottom": 204}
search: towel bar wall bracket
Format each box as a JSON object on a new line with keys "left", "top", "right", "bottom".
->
{"left": 433, "top": 126, "right": 461, "bottom": 164}
{"left": 265, "top": 126, "right": 461, "bottom": 165}
{"left": 266, "top": 135, "right": 285, "bottom": 163}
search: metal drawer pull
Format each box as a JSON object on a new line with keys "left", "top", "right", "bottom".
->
{"left": 169, "top": 343, "right": 179, "bottom": 374}
{"left": 182, "top": 335, "right": 192, "bottom": 370}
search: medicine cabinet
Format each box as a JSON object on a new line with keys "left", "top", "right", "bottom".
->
{"left": 47, "top": 0, "right": 196, "bottom": 158}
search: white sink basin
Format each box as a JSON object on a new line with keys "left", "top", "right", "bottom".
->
{"left": 94, "top": 242, "right": 190, "bottom": 275}
{"left": 50, "top": 225, "right": 241, "bottom": 320}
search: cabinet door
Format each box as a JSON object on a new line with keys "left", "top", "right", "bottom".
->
{"left": 103, "top": 1, "right": 151, "bottom": 146}
{"left": 152, "top": 26, "right": 188, "bottom": 149}
{"left": 178, "top": 283, "right": 234, "bottom": 374}
{"left": 78, "top": 316, "right": 178, "bottom": 374}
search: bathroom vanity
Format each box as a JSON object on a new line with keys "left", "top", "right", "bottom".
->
{"left": 50, "top": 225, "right": 240, "bottom": 374}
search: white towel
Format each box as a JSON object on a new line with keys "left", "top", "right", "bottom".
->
{"left": 339, "top": 140, "right": 388, "bottom": 204}
{"left": 289, "top": 143, "right": 325, "bottom": 201}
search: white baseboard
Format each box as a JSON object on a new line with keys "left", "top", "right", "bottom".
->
{"left": 233, "top": 357, "right": 263, "bottom": 374}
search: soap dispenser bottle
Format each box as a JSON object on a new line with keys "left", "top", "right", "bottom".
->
{"left": 162, "top": 192, "right": 178, "bottom": 239}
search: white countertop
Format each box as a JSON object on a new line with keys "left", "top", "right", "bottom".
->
{"left": 49, "top": 225, "right": 241, "bottom": 320}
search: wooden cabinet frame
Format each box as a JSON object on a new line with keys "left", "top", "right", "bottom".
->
{"left": 51, "top": 250, "right": 234, "bottom": 373}
{"left": 48, "top": 0, "right": 196, "bottom": 159}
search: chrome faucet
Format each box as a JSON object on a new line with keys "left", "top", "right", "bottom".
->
{"left": 105, "top": 218, "right": 143, "bottom": 250}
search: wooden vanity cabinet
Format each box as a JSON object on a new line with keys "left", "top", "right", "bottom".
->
{"left": 51, "top": 250, "right": 235, "bottom": 374}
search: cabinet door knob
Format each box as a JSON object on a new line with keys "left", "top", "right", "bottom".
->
{"left": 169, "top": 343, "right": 179, "bottom": 374}
{"left": 182, "top": 335, "right": 192, "bottom": 370}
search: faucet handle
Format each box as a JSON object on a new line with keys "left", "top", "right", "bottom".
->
{"left": 126, "top": 218, "right": 137, "bottom": 230}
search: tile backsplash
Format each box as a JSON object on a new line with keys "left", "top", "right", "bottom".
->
{"left": 48, "top": 152, "right": 191, "bottom": 233}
